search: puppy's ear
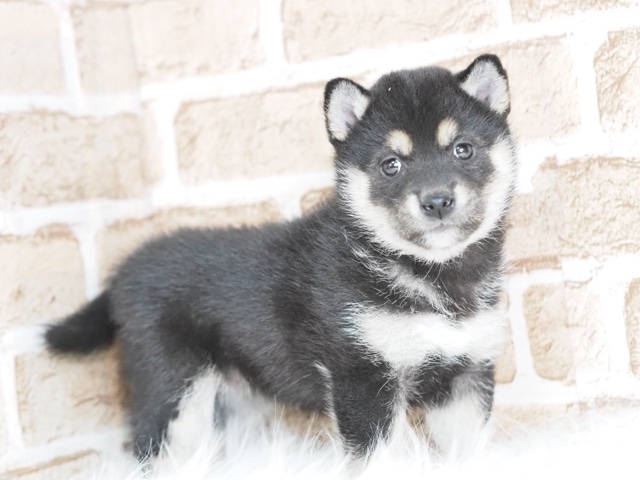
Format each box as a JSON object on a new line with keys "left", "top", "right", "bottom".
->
{"left": 457, "top": 54, "right": 510, "bottom": 116}
{"left": 324, "top": 78, "right": 370, "bottom": 145}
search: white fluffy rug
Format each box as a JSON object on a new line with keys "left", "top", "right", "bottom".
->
{"left": 88, "top": 373, "right": 640, "bottom": 479}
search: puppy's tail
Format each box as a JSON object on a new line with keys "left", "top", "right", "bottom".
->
{"left": 45, "top": 292, "right": 118, "bottom": 354}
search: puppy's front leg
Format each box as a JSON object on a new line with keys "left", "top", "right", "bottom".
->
{"left": 425, "top": 363, "right": 495, "bottom": 459}
{"left": 330, "top": 365, "right": 398, "bottom": 458}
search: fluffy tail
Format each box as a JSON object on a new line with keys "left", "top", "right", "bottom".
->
{"left": 45, "top": 292, "right": 118, "bottom": 354}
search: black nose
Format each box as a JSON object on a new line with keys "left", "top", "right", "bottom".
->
{"left": 421, "top": 194, "right": 455, "bottom": 219}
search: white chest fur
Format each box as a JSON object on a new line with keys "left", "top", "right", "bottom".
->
{"left": 345, "top": 306, "right": 507, "bottom": 369}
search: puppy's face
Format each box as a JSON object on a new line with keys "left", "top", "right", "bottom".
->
{"left": 325, "top": 55, "right": 517, "bottom": 263}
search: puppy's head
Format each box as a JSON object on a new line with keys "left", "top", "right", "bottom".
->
{"left": 324, "top": 55, "right": 517, "bottom": 263}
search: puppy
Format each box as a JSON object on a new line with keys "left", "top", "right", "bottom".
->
{"left": 46, "top": 54, "right": 517, "bottom": 460}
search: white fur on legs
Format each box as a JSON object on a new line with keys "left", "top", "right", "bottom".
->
{"left": 90, "top": 403, "right": 640, "bottom": 479}
{"left": 87, "top": 368, "right": 640, "bottom": 480}
{"left": 153, "top": 368, "right": 224, "bottom": 473}
{"left": 425, "top": 391, "right": 492, "bottom": 460}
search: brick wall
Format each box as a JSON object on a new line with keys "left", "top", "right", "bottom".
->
{"left": 2, "top": 0, "right": 640, "bottom": 476}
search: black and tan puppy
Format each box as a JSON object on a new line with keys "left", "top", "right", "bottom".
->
{"left": 46, "top": 54, "right": 517, "bottom": 460}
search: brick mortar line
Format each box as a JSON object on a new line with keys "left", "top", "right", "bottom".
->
{"left": 177, "top": 172, "right": 334, "bottom": 208}
{"left": 2, "top": 328, "right": 47, "bottom": 356}
{"left": 39, "top": 0, "right": 72, "bottom": 6}
{"left": 563, "top": 31, "right": 609, "bottom": 143}
{"left": 147, "top": 98, "right": 182, "bottom": 197}
{"left": 573, "top": 373, "right": 640, "bottom": 401}
{"left": 0, "top": 348, "right": 25, "bottom": 451}
{"left": 562, "top": 254, "right": 640, "bottom": 285}
{"left": 0, "top": 94, "right": 142, "bottom": 116}
{"left": 72, "top": 225, "right": 102, "bottom": 300}
{"left": 2, "top": 198, "right": 155, "bottom": 237}
{"left": 57, "top": 4, "right": 84, "bottom": 103}
{"left": 495, "top": 0, "right": 514, "bottom": 29}
{"left": 0, "top": 428, "right": 126, "bottom": 474}
{"left": 276, "top": 192, "right": 304, "bottom": 221}
{"left": 1, "top": 328, "right": 50, "bottom": 461}
{"left": 1, "top": 172, "right": 334, "bottom": 236}
{"left": 519, "top": 134, "right": 640, "bottom": 161}
{"left": 40, "top": 0, "right": 136, "bottom": 5}
{"left": 258, "top": 0, "right": 286, "bottom": 67}
{"left": 495, "top": 377, "right": 579, "bottom": 406}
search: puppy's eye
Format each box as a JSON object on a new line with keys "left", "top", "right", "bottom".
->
{"left": 453, "top": 143, "right": 474, "bottom": 160}
{"left": 381, "top": 157, "right": 402, "bottom": 176}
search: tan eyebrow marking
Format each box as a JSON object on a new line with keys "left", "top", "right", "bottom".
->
{"left": 385, "top": 129, "right": 413, "bottom": 156}
{"left": 436, "top": 117, "right": 459, "bottom": 148}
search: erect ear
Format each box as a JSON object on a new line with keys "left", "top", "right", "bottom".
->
{"left": 456, "top": 54, "right": 510, "bottom": 116}
{"left": 324, "top": 78, "right": 371, "bottom": 145}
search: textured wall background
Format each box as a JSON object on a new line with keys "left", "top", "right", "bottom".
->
{"left": 1, "top": 0, "right": 640, "bottom": 477}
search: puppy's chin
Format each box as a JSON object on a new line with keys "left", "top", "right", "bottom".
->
{"left": 404, "top": 218, "right": 481, "bottom": 255}
{"left": 405, "top": 225, "right": 460, "bottom": 251}
{"left": 422, "top": 228, "right": 462, "bottom": 250}
{"left": 400, "top": 213, "right": 455, "bottom": 244}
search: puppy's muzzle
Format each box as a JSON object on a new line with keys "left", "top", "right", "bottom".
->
{"left": 420, "top": 192, "right": 456, "bottom": 220}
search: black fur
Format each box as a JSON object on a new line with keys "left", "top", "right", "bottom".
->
{"left": 45, "top": 55, "right": 515, "bottom": 459}
{"left": 45, "top": 292, "right": 116, "bottom": 354}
